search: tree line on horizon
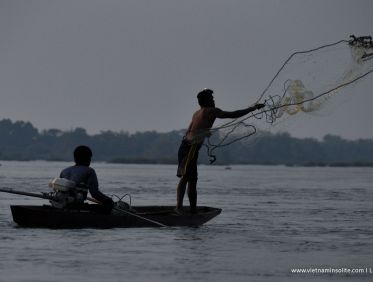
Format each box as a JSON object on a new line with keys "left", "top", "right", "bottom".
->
{"left": 0, "top": 118, "right": 373, "bottom": 166}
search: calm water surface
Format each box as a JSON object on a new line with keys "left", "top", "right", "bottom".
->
{"left": 0, "top": 161, "right": 372, "bottom": 282}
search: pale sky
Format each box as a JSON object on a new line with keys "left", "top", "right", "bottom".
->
{"left": 1, "top": 0, "right": 372, "bottom": 139}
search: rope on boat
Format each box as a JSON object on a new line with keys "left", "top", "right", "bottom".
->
{"left": 86, "top": 196, "right": 167, "bottom": 228}
{"left": 112, "top": 193, "right": 132, "bottom": 206}
{"left": 113, "top": 206, "right": 167, "bottom": 228}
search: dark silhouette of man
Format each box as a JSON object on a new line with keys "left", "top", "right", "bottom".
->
{"left": 60, "top": 145, "right": 114, "bottom": 212}
{"left": 176, "top": 89, "right": 265, "bottom": 213}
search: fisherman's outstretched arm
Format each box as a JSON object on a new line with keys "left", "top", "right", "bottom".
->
{"left": 215, "top": 104, "right": 265, "bottom": 119}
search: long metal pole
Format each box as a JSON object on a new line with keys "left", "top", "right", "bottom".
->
{"left": 0, "top": 187, "right": 53, "bottom": 200}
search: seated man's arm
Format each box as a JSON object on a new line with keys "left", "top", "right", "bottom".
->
{"left": 87, "top": 169, "right": 114, "bottom": 207}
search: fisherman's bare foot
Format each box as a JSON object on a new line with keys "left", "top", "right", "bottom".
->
{"left": 174, "top": 207, "right": 184, "bottom": 215}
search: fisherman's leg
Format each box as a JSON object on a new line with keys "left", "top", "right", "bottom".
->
{"left": 176, "top": 176, "right": 188, "bottom": 210}
{"left": 187, "top": 179, "right": 197, "bottom": 213}
{"left": 187, "top": 163, "right": 198, "bottom": 213}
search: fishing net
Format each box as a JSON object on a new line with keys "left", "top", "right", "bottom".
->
{"left": 204, "top": 35, "right": 373, "bottom": 163}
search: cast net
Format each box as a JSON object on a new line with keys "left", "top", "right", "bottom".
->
{"left": 203, "top": 35, "right": 373, "bottom": 163}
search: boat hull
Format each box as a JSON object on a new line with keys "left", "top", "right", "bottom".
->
{"left": 10, "top": 205, "right": 221, "bottom": 228}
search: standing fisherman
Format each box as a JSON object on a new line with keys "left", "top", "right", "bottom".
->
{"left": 176, "top": 89, "right": 265, "bottom": 213}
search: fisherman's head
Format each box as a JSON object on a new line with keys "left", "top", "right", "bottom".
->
{"left": 74, "top": 145, "right": 92, "bottom": 166}
{"left": 197, "top": 88, "right": 215, "bottom": 108}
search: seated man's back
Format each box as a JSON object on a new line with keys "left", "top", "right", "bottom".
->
{"left": 60, "top": 165, "right": 97, "bottom": 191}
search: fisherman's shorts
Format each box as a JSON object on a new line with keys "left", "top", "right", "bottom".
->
{"left": 177, "top": 140, "right": 201, "bottom": 182}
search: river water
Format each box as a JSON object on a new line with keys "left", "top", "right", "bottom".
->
{"left": 0, "top": 161, "right": 372, "bottom": 282}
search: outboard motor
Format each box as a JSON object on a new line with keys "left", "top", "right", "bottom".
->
{"left": 48, "top": 178, "right": 88, "bottom": 208}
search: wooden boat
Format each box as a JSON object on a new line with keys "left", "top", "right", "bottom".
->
{"left": 10, "top": 205, "right": 222, "bottom": 228}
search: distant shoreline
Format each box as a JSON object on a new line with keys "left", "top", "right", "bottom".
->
{"left": 1, "top": 119, "right": 373, "bottom": 166}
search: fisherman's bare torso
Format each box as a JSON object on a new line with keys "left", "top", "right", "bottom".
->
{"left": 185, "top": 107, "right": 219, "bottom": 143}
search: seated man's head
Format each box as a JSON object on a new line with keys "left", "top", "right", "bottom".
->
{"left": 197, "top": 88, "right": 215, "bottom": 108}
{"left": 74, "top": 145, "right": 92, "bottom": 166}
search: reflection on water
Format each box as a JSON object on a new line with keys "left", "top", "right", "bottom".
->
{"left": 0, "top": 161, "right": 372, "bottom": 282}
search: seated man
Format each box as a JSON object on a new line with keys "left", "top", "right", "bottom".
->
{"left": 60, "top": 145, "right": 114, "bottom": 212}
